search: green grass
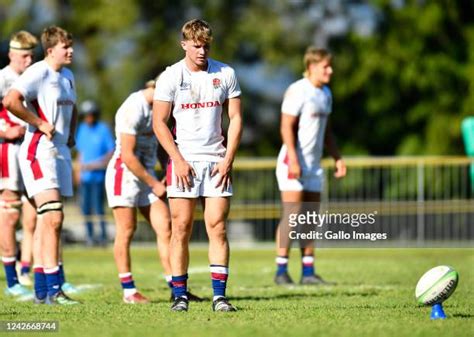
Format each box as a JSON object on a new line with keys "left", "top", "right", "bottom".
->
{"left": 1, "top": 247, "right": 473, "bottom": 337}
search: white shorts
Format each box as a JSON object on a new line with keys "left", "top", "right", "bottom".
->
{"left": 19, "top": 143, "right": 73, "bottom": 198}
{"left": 166, "top": 160, "right": 233, "bottom": 198}
{"left": 0, "top": 142, "right": 23, "bottom": 192}
{"left": 276, "top": 151, "right": 323, "bottom": 192}
{"left": 106, "top": 156, "right": 158, "bottom": 208}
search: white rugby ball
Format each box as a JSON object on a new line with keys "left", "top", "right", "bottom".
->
{"left": 415, "top": 265, "right": 459, "bottom": 306}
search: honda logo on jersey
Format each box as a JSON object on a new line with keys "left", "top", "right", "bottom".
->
{"left": 181, "top": 101, "right": 221, "bottom": 109}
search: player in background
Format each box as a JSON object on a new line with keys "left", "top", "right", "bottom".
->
{"left": 3, "top": 26, "right": 79, "bottom": 305}
{"left": 106, "top": 79, "right": 202, "bottom": 304}
{"left": 274, "top": 47, "right": 346, "bottom": 285}
{"left": 0, "top": 30, "right": 37, "bottom": 298}
{"left": 153, "top": 19, "right": 243, "bottom": 312}
{"left": 76, "top": 99, "right": 114, "bottom": 246}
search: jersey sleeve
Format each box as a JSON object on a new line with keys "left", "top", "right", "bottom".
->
{"left": 115, "top": 99, "right": 142, "bottom": 136}
{"left": 11, "top": 66, "right": 42, "bottom": 100}
{"left": 281, "top": 83, "right": 304, "bottom": 117}
{"left": 225, "top": 67, "right": 241, "bottom": 99}
{"left": 154, "top": 67, "right": 176, "bottom": 102}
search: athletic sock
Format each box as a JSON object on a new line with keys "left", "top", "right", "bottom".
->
{"left": 171, "top": 274, "right": 188, "bottom": 299}
{"left": 275, "top": 256, "right": 289, "bottom": 276}
{"left": 165, "top": 275, "right": 173, "bottom": 289}
{"left": 44, "top": 266, "right": 61, "bottom": 297}
{"left": 33, "top": 265, "right": 47, "bottom": 300}
{"left": 2, "top": 256, "right": 19, "bottom": 288}
{"left": 119, "top": 272, "right": 137, "bottom": 297}
{"left": 210, "top": 265, "right": 228, "bottom": 301}
{"left": 20, "top": 261, "right": 31, "bottom": 275}
{"left": 302, "top": 255, "right": 315, "bottom": 277}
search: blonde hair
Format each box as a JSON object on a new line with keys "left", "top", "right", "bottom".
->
{"left": 145, "top": 73, "right": 162, "bottom": 89}
{"left": 303, "top": 46, "right": 332, "bottom": 78}
{"left": 9, "top": 30, "right": 38, "bottom": 51}
{"left": 181, "top": 19, "right": 213, "bottom": 44}
{"left": 41, "top": 26, "right": 73, "bottom": 56}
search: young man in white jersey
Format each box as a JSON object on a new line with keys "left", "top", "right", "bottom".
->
{"left": 153, "top": 19, "right": 243, "bottom": 312}
{"left": 106, "top": 79, "right": 203, "bottom": 304}
{"left": 274, "top": 47, "right": 346, "bottom": 285}
{"left": 3, "top": 26, "right": 79, "bottom": 305}
{"left": 0, "top": 30, "right": 37, "bottom": 298}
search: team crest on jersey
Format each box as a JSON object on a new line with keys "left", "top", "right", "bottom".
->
{"left": 212, "top": 78, "right": 221, "bottom": 89}
{"left": 180, "top": 82, "right": 191, "bottom": 90}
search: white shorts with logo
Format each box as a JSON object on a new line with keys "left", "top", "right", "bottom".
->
{"left": 276, "top": 150, "right": 323, "bottom": 193}
{"left": 105, "top": 156, "right": 158, "bottom": 208}
{"left": 19, "top": 143, "right": 73, "bottom": 198}
{"left": 0, "top": 142, "right": 23, "bottom": 192}
{"left": 166, "top": 160, "right": 233, "bottom": 198}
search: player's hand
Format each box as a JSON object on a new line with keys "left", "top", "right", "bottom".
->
{"left": 288, "top": 160, "right": 301, "bottom": 179}
{"left": 151, "top": 180, "right": 167, "bottom": 198}
{"left": 4, "top": 125, "right": 25, "bottom": 140}
{"left": 174, "top": 159, "right": 196, "bottom": 191}
{"left": 38, "top": 120, "right": 55, "bottom": 140}
{"left": 211, "top": 158, "right": 232, "bottom": 192}
{"left": 334, "top": 159, "right": 347, "bottom": 178}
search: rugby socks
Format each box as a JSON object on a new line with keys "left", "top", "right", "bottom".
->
{"left": 44, "top": 266, "right": 61, "bottom": 297}
{"left": 58, "top": 261, "right": 66, "bottom": 286}
{"left": 302, "top": 255, "right": 315, "bottom": 277}
{"left": 275, "top": 256, "right": 289, "bottom": 276}
{"left": 165, "top": 275, "right": 173, "bottom": 289}
{"left": 119, "top": 272, "right": 137, "bottom": 297}
{"left": 171, "top": 274, "right": 188, "bottom": 299}
{"left": 210, "top": 265, "right": 228, "bottom": 301}
{"left": 20, "top": 261, "right": 31, "bottom": 276}
{"left": 2, "top": 256, "right": 18, "bottom": 288}
{"left": 33, "top": 265, "right": 47, "bottom": 300}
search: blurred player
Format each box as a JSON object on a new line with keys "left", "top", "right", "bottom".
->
{"left": 274, "top": 47, "right": 346, "bottom": 285}
{"left": 76, "top": 99, "right": 114, "bottom": 246}
{"left": 0, "top": 30, "right": 37, "bottom": 298}
{"left": 3, "top": 26, "right": 79, "bottom": 305}
{"left": 106, "top": 79, "right": 203, "bottom": 304}
{"left": 153, "top": 19, "right": 243, "bottom": 312}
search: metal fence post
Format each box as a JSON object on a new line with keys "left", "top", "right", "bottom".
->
{"left": 417, "top": 161, "right": 425, "bottom": 246}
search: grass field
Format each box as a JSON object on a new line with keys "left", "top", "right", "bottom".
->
{"left": 0, "top": 247, "right": 472, "bottom": 337}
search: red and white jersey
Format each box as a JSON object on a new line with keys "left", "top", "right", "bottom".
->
{"left": 278, "top": 78, "right": 332, "bottom": 172}
{"left": 11, "top": 60, "right": 76, "bottom": 151}
{"left": 112, "top": 90, "right": 157, "bottom": 169}
{"left": 0, "top": 66, "right": 26, "bottom": 143}
{"left": 154, "top": 58, "right": 241, "bottom": 162}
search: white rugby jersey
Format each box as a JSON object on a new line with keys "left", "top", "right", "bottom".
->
{"left": 112, "top": 90, "right": 157, "bottom": 169}
{"left": 11, "top": 60, "right": 76, "bottom": 150}
{"left": 154, "top": 58, "right": 241, "bottom": 162}
{"left": 278, "top": 78, "right": 332, "bottom": 172}
{"left": 0, "top": 66, "right": 27, "bottom": 142}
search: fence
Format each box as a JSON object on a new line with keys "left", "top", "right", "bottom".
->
{"left": 65, "top": 156, "right": 474, "bottom": 246}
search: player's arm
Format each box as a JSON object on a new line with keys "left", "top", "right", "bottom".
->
{"left": 212, "top": 97, "right": 243, "bottom": 190}
{"left": 2, "top": 89, "right": 54, "bottom": 140}
{"left": 68, "top": 104, "right": 78, "bottom": 148}
{"left": 152, "top": 100, "right": 195, "bottom": 190}
{"left": 120, "top": 132, "right": 165, "bottom": 198}
{"left": 281, "top": 112, "right": 301, "bottom": 179}
{"left": 324, "top": 118, "right": 346, "bottom": 178}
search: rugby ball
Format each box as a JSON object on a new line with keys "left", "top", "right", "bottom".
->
{"left": 415, "top": 265, "right": 458, "bottom": 306}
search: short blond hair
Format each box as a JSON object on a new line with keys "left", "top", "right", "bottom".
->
{"left": 41, "top": 26, "right": 73, "bottom": 56}
{"left": 303, "top": 46, "right": 332, "bottom": 77}
{"left": 181, "top": 19, "right": 213, "bottom": 44}
{"left": 9, "top": 30, "right": 38, "bottom": 51}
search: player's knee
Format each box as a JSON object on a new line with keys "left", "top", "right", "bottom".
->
{"left": 0, "top": 198, "right": 23, "bottom": 213}
{"left": 37, "top": 201, "right": 64, "bottom": 231}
